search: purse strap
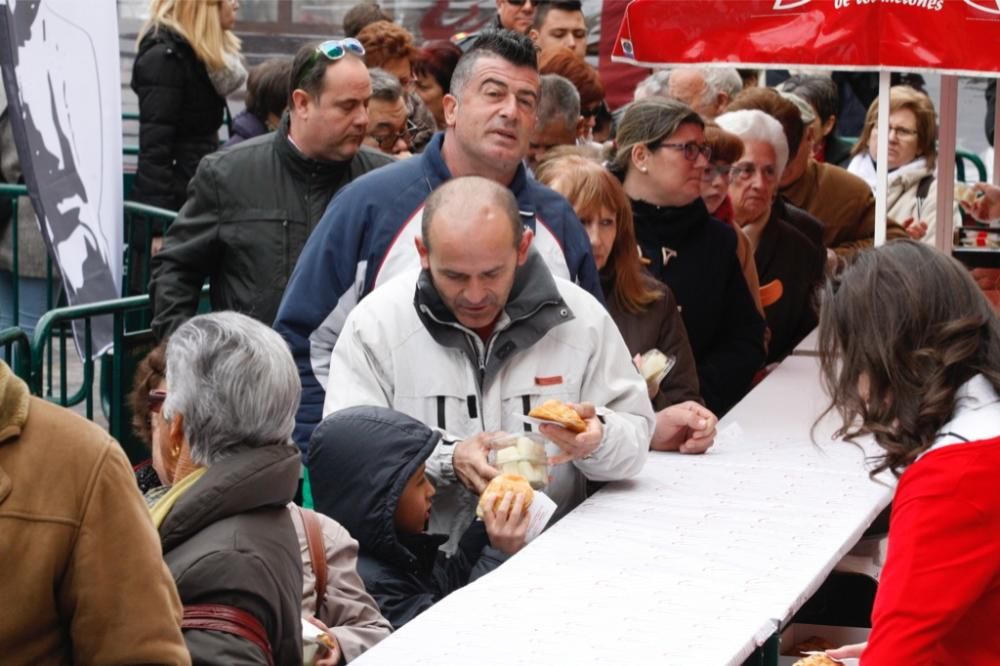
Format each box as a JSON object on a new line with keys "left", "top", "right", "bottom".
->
{"left": 298, "top": 506, "right": 328, "bottom": 617}
{"left": 182, "top": 604, "right": 274, "bottom": 666}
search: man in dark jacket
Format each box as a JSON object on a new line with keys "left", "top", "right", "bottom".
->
{"left": 274, "top": 30, "right": 601, "bottom": 449}
{"left": 149, "top": 40, "right": 393, "bottom": 339}
{"left": 308, "top": 405, "right": 527, "bottom": 629}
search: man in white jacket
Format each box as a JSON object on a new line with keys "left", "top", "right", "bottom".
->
{"left": 321, "top": 176, "right": 653, "bottom": 549}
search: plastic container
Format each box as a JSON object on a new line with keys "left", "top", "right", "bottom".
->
{"left": 639, "top": 349, "right": 676, "bottom": 386}
{"left": 489, "top": 432, "right": 549, "bottom": 489}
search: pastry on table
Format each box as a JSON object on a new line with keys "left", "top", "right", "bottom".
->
{"left": 476, "top": 473, "right": 534, "bottom": 518}
{"left": 528, "top": 399, "right": 587, "bottom": 433}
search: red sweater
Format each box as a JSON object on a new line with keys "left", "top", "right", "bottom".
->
{"left": 862, "top": 436, "right": 1000, "bottom": 665}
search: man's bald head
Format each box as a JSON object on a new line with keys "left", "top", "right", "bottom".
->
{"left": 421, "top": 176, "right": 523, "bottom": 252}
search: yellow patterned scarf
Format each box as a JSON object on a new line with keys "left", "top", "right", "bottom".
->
{"left": 148, "top": 467, "right": 207, "bottom": 529}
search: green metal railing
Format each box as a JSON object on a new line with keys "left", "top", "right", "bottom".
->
{"left": 0, "top": 183, "right": 60, "bottom": 329}
{"left": 30, "top": 293, "right": 157, "bottom": 463}
{"left": 1, "top": 325, "right": 29, "bottom": 380}
{"left": 123, "top": 201, "right": 177, "bottom": 296}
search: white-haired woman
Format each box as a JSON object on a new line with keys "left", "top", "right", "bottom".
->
{"left": 716, "top": 109, "right": 826, "bottom": 364}
{"left": 146, "top": 311, "right": 302, "bottom": 664}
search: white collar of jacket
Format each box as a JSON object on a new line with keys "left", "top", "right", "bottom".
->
{"left": 923, "top": 374, "right": 1000, "bottom": 458}
{"left": 413, "top": 248, "right": 574, "bottom": 391}
{"left": 848, "top": 152, "right": 929, "bottom": 192}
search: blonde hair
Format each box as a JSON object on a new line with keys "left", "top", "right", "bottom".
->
{"left": 139, "top": 0, "right": 241, "bottom": 71}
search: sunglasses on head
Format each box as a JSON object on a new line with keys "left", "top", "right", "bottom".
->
{"left": 293, "top": 38, "right": 366, "bottom": 90}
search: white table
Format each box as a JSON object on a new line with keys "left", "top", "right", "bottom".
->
{"left": 352, "top": 355, "right": 894, "bottom": 666}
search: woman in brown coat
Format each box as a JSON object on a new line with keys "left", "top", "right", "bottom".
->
{"left": 536, "top": 153, "right": 716, "bottom": 453}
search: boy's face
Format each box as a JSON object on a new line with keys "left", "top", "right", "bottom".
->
{"left": 395, "top": 464, "right": 436, "bottom": 535}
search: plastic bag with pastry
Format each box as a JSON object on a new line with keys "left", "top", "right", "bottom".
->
{"left": 528, "top": 399, "right": 587, "bottom": 433}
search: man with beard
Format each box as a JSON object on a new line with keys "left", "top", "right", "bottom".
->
{"left": 150, "top": 39, "right": 392, "bottom": 338}
{"left": 274, "top": 30, "right": 601, "bottom": 450}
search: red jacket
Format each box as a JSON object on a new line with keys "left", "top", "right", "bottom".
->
{"left": 863, "top": 435, "right": 1000, "bottom": 665}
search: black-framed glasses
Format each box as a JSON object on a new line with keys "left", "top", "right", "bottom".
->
{"left": 369, "top": 118, "right": 417, "bottom": 152}
{"left": 651, "top": 141, "right": 712, "bottom": 162}
{"left": 580, "top": 101, "right": 606, "bottom": 119}
{"left": 293, "top": 38, "right": 366, "bottom": 90}
{"left": 148, "top": 389, "right": 167, "bottom": 415}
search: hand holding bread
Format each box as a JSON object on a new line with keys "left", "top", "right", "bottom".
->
{"left": 532, "top": 400, "right": 603, "bottom": 464}
{"left": 477, "top": 474, "right": 531, "bottom": 555}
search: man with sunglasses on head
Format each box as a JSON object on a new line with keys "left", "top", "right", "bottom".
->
{"left": 274, "top": 29, "right": 601, "bottom": 451}
{"left": 149, "top": 39, "right": 392, "bottom": 339}
{"left": 453, "top": 0, "right": 537, "bottom": 50}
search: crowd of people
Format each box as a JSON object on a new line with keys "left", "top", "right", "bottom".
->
{"left": 2, "top": 0, "right": 1000, "bottom": 664}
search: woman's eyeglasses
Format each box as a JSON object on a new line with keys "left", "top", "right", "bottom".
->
{"left": 369, "top": 119, "right": 418, "bottom": 152}
{"left": 701, "top": 163, "right": 732, "bottom": 181}
{"left": 148, "top": 389, "right": 167, "bottom": 415}
{"left": 651, "top": 141, "right": 713, "bottom": 162}
{"left": 730, "top": 162, "right": 780, "bottom": 183}
{"left": 293, "top": 38, "right": 366, "bottom": 90}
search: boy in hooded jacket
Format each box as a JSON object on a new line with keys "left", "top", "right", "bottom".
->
{"left": 308, "top": 405, "right": 529, "bottom": 629}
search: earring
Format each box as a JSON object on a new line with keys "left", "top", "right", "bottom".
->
{"left": 171, "top": 444, "right": 181, "bottom": 459}
{"left": 640, "top": 166, "right": 648, "bottom": 173}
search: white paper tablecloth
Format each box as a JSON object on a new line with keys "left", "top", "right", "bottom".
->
{"left": 352, "top": 355, "right": 894, "bottom": 666}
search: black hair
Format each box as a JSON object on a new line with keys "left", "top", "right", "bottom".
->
{"left": 533, "top": 0, "right": 584, "bottom": 30}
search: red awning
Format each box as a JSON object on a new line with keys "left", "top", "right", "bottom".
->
{"left": 612, "top": 0, "right": 1000, "bottom": 77}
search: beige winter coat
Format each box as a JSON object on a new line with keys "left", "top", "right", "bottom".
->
{"left": 291, "top": 506, "right": 393, "bottom": 661}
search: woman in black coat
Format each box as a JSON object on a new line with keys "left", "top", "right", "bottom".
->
{"left": 131, "top": 0, "right": 245, "bottom": 212}
{"left": 613, "top": 97, "right": 767, "bottom": 416}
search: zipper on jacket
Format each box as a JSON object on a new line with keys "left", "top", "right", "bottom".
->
{"left": 282, "top": 220, "right": 289, "bottom": 278}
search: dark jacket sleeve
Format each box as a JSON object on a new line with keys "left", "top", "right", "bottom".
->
{"left": 697, "top": 247, "right": 766, "bottom": 416}
{"left": 273, "top": 185, "right": 371, "bottom": 450}
{"left": 132, "top": 41, "right": 187, "bottom": 210}
{"left": 149, "top": 157, "right": 222, "bottom": 339}
{"left": 652, "top": 288, "right": 703, "bottom": 410}
{"left": 987, "top": 80, "right": 996, "bottom": 148}
{"left": 177, "top": 550, "right": 302, "bottom": 666}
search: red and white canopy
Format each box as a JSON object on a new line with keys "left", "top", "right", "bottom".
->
{"left": 610, "top": 0, "right": 1000, "bottom": 250}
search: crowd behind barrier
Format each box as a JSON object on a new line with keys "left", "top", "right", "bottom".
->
{"left": 3, "top": 1, "right": 1000, "bottom": 663}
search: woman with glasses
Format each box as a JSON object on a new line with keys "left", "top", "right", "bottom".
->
{"left": 847, "top": 86, "right": 959, "bottom": 243}
{"left": 536, "top": 153, "right": 716, "bottom": 453}
{"left": 702, "top": 121, "right": 763, "bottom": 317}
{"left": 131, "top": 0, "right": 245, "bottom": 212}
{"left": 716, "top": 109, "right": 825, "bottom": 365}
{"left": 613, "top": 97, "right": 766, "bottom": 416}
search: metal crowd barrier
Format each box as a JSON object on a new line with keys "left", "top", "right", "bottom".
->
{"left": 0, "top": 325, "right": 29, "bottom": 380}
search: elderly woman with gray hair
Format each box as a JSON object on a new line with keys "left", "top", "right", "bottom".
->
{"left": 146, "top": 311, "right": 303, "bottom": 665}
{"left": 613, "top": 97, "right": 765, "bottom": 415}
{"left": 715, "top": 109, "right": 826, "bottom": 365}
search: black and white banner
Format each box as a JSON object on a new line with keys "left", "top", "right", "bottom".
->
{"left": 0, "top": 0, "right": 122, "bottom": 355}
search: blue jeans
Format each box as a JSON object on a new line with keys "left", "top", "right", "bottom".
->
{"left": 0, "top": 269, "right": 56, "bottom": 338}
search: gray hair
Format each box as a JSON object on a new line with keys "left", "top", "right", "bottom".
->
{"left": 777, "top": 89, "right": 817, "bottom": 125}
{"left": 369, "top": 67, "right": 404, "bottom": 103}
{"left": 634, "top": 67, "right": 742, "bottom": 106}
{"left": 537, "top": 74, "right": 580, "bottom": 130}
{"left": 422, "top": 176, "right": 523, "bottom": 252}
{"left": 163, "top": 312, "right": 300, "bottom": 466}
{"left": 716, "top": 109, "right": 790, "bottom": 176}
{"left": 633, "top": 69, "right": 670, "bottom": 101}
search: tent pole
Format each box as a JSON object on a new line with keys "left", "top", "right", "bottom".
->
{"left": 935, "top": 76, "right": 958, "bottom": 253}
{"left": 994, "top": 83, "right": 1000, "bottom": 186}
{"left": 875, "top": 71, "right": 891, "bottom": 247}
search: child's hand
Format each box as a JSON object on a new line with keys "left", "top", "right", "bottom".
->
{"left": 482, "top": 490, "right": 529, "bottom": 555}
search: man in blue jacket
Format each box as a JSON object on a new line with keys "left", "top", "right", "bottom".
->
{"left": 274, "top": 30, "right": 601, "bottom": 450}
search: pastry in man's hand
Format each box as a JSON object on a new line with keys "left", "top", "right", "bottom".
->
{"left": 529, "top": 399, "right": 587, "bottom": 433}
{"left": 476, "top": 473, "right": 534, "bottom": 519}
{"left": 791, "top": 655, "right": 840, "bottom": 666}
